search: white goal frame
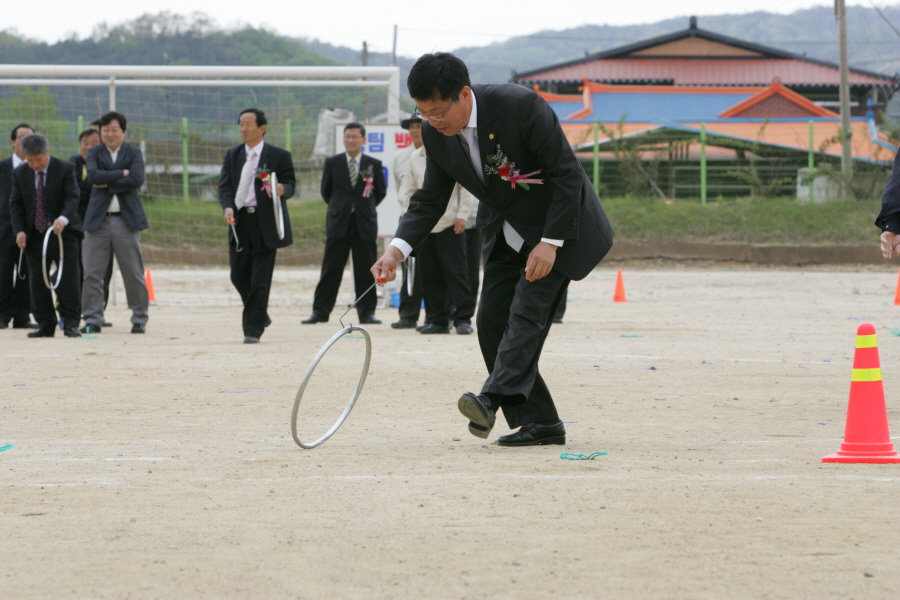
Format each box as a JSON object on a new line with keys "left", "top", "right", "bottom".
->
{"left": 0, "top": 64, "right": 401, "bottom": 121}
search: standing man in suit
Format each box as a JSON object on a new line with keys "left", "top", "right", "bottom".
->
{"left": 0, "top": 123, "right": 37, "bottom": 329}
{"left": 81, "top": 111, "right": 150, "bottom": 335}
{"left": 303, "top": 123, "right": 386, "bottom": 325}
{"left": 70, "top": 127, "right": 113, "bottom": 311}
{"left": 219, "top": 108, "right": 295, "bottom": 344}
{"left": 372, "top": 53, "right": 615, "bottom": 446}
{"left": 9, "top": 134, "right": 83, "bottom": 338}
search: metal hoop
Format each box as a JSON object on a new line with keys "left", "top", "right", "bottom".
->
{"left": 406, "top": 256, "right": 416, "bottom": 296}
{"left": 230, "top": 223, "right": 242, "bottom": 252}
{"left": 271, "top": 171, "right": 285, "bottom": 240}
{"left": 17, "top": 247, "right": 26, "bottom": 279}
{"left": 41, "top": 229, "right": 63, "bottom": 290}
{"left": 290, "top": 325, "right": 372, "bottom": 449}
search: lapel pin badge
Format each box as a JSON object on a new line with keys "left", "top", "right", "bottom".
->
{"left": 489, "top": 133, "right": 494, "bottom": 139}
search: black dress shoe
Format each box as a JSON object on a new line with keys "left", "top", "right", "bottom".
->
{"left": 391, "top": 318, "right": 417, "bottom": 329}
{"left": 301, "top": 314, "right": 328, "bottom": 324}
{"left": 27, "top": 327, "right": 55, "bottom": 338}
{"left": 419, "top": 323, "right": 450, "bottom": 334}
{"left": 497, "top": 421, "right": 566, "bottom": 447}
{"left": 244, "top": 336, "right": 260, "bottom": 344}
{"left": 455, "top": 323, "right": 473, "bottom": 335}
{"left": 64, "top": 326, "right": 82, "bottom": 338}
{"left": 13, "top": 320, "right": 38, "bottom": 329}
{"left": 458, "top": 392, "right": 496, "bottom": 439}
{"left": 0, "top": 322, "right": 7, "bottom": 329}
{"left": 102, "top": 320, "right": 113, "bottom": 327}
{"left": 552, "top": 318, "right": 564, "bottom": 324}
{"left": 358, "top": 314, "right": 381, "bottom": 324}
{"left": 80, "top": 324, "right": 101, "bottom": 334}
{"left": 131, "top": 324, "right": 146, "bottom": 334}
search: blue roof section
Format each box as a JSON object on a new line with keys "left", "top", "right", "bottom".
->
{"left": 549, "top": 101, "right": 585, "bottom": 119}
{"left": 553, "top": 92, "right": 756, "bottom": 123}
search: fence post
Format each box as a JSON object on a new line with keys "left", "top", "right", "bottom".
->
{"left": 76, "top": 115, "right": 84, "bottom": 154}
{"left": 182, "top": 117, "right": 189, "bottom": 202}
{"left": 700, "top": 123, "right": 707, "bottom": 205}
{"left": 808, "top": 120, "right": 815, "bottom": 204}
{"left": 593, "top": 121, "right": 600, "bottom": 194}
{"left": 285, "top": 119, "right": 292, "bottom": 155}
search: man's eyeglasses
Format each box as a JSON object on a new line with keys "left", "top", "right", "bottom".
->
{"left": 413, "top": 99, "right": 454, "bottom": 122}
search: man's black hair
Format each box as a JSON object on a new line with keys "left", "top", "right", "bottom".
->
{"left": 344, "top": 122, "right": 366, "bottom": 137}
{"left": 98, "top": 111, "right": 127, "bottom": 132}
{"left": 239, "top": 108, "right": 267, "bottom": 131}
{"left": 407, "top": 52, "right": 471, "bottom": 102}
{"left": 78, "top": 128, "right": 100, "bottom": 142}
{"left": 10, "top": 123, "right": 33, "bottom": 141}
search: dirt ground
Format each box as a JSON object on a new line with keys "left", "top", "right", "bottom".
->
{"left": 4, "top": 262, "right": 900, "bottom": 599}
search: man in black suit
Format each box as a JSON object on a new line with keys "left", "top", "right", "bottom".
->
{"left": 0, "top": 123, "right": 36, "bottom": 329}
{"left": 372, "top": 53, "right": 615, "bottom": 446}
{"left": 219, "top": 108, "right": 295, "bottom": 344}
{"left": 82, "top": 111, "right": 150, "bottom": 335}
{"left": 303, "top": 123, "right": 386, "bottom": 325}
{"left": 9, "top": 134, "right": 83, "bottom": 338}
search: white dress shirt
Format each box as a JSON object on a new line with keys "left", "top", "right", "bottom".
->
{"left": 243, "top": 141, "right": 264, "bottom": 208}
{"left": 106, "top": 145, "right": 122, "bottom": 213}
{"left": 390, "top": 91, "right": 562, "bottom": 260}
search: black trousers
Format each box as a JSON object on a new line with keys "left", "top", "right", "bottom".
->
{"left": 397, "top": 255, "right": 424, "bottom": 322}
{"left": 229, "top": 209, "right": 277, "bottom": 338}
{"left": 25, "top": 228, "right": 81, "bottom": 329}
{"left": 465, "top": 227, "right": 481, "bottom": 308}
{"left": 312, "top": 213, "right": 377, "bottom": 319}
{"left": 477, "top": 233, "right": 569, "bottom": 429}
{"left": 418, "top": 226, "right": 475, "bottom": 327}
{"left": 0, "top": 239, "right": 31, "bottom": 325}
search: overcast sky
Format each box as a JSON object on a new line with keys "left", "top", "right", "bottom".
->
{"left": 2, "top": 1, "right": 877, "bottom": 58}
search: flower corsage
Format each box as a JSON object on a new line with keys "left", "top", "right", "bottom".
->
{"left": 255, "top": 166, "right": 272, "bottom": 192}
{"left": 484, "top": 145, "right": 543, "bottom": 190}
{"left": 360, "top": 165, "right": 375, "bottom": 198}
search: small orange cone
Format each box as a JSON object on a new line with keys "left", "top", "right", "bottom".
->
{"left": 613, "top": 269, "right": 627, "bottom": 303}
{"left": 894, "top": 271, "right": 900, "bottom": 305}
{"left": 145, "top": 268, "right": 157, "bottom": 304}
{"left": 823, "top": 323, "right": 900, "bottom": 463}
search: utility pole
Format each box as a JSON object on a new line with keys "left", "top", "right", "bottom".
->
{"left": 392, "top": 25, "right": 398, "bottom": 67}
{"left": 836, "top": 0, "right": 853, "bottom": 190}
{"left": 362, "top": 41, "right": 370, "bottom": 122}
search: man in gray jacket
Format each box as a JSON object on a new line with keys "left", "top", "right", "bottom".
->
{"left": 81, "top": 111, "right": 149, "bottom": 334}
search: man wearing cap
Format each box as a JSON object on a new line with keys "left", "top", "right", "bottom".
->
{"left": 390, "top": 115, "right": 426, "bottom": 330}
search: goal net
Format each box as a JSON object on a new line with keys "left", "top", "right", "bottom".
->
{"left": 0, "top": 65, "right": 401, "bottom": 268}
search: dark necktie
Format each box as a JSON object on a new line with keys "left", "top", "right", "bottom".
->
{"left": 35, "top": 171, "right": 49, "bottom": 234}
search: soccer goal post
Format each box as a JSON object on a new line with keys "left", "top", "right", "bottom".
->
{"left": 0, "top": 64, "right": 401, "bottom": 267}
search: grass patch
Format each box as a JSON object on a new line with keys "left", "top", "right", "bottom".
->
{"left": 141, "top": 195, "right": 328, "bottom": 252}
{"left": 603, "top": 196, "right": 882, "bottom": 244}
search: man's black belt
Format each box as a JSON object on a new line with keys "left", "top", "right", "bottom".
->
{"left": 240, "top": 206, "right": 256, "bottom": 213}
{"left": 107, "top": 211, "right": 121, "bottom": 216}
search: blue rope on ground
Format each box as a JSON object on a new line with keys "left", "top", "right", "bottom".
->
{"left": 890, "top": 325, "right": 900, "bottom": 337}
{"left": 0, "top": 443, "right": 14, "bottom": 452}
{"left": 560, "top": 451, "right": 608, "bottom": 460}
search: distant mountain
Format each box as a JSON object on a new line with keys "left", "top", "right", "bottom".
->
{"left": 0, "top": 12, "right": 338, "bottom": 67}
{"left": 3, "top": 7, "right": 899, "bottom": 102}
{"left": 450, "top": 6, "right": 900, "bottom": 85}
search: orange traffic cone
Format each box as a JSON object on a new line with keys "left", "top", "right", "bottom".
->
{"left": 613, "top": 269, "right": 627, "bottom": 303}
{"left": 823, "top": 323, "right": 900, "bottom": 463}
{"left": 145, "top": 268, "right": 157, "bottom": 304}
{"left": 894, "top": 271, "right": 900, "bottom": 305}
